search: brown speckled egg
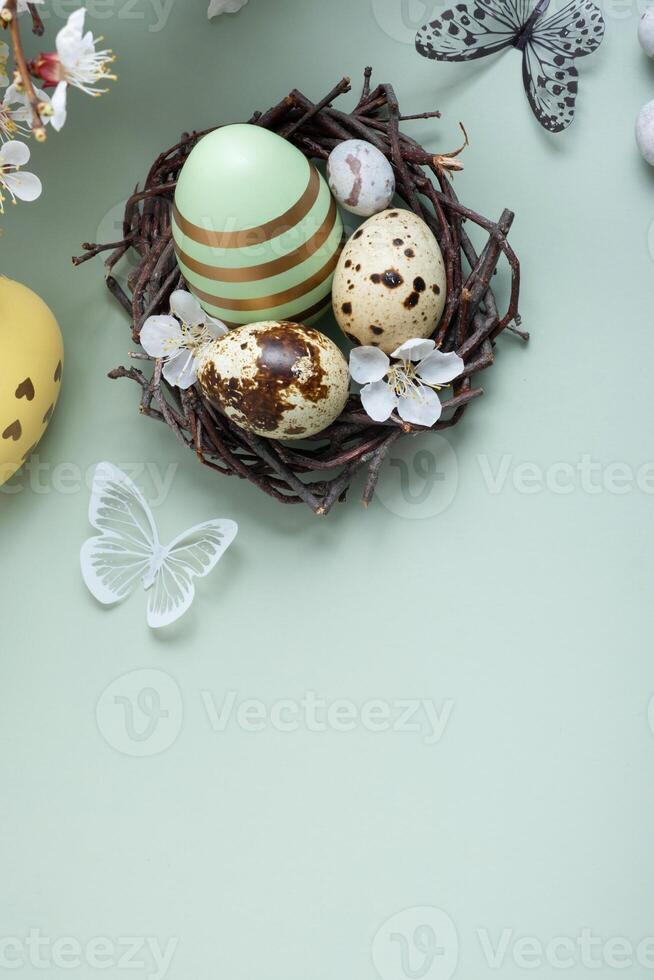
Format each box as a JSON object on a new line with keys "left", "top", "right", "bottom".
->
{"left": 198, "top": 321, "right": 349, "bottom": 440}
{"left": 332, "top": 209, "right": 447, "bottom": 354}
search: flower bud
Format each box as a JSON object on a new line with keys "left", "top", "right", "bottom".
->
{"left": 29, "top": 52, "right": 62, "bottom": 88}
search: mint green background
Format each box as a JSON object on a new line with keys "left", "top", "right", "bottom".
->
{"left": 1, "top": 1, "right": 653, "bottom": 978}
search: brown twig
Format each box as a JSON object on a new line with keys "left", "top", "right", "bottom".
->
{"left": 27, "top": 4, "right": 43, "bottom": 35}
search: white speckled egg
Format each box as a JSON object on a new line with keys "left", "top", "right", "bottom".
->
{"left": 639, "top": 8, "right": 654, "bottom": 57}
{"left": 636, "top": 99, "right": 654, "bottom": 164}
{"left": 198, "top": 321, "right": 349, "bottom": 440}
{"left": 327, "top": 139, "right": 395, "bottom": 217}
{"left": 332, "top": 209, "right": 447, "bottom": 353}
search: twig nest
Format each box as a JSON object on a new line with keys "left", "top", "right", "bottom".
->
{"left": 639, "top": 8, "right": 654, "bottom": 57}
{"left": 332, "top": 209, "right": 447, "bottom": 354}
{"left": 327, "top": 139, "right": 395, "bottom": 216}
{"left": 198, "top": 320, "right": 349, "bottom": 440}
{"left": 78, "top": 71, "right": 523, "bottom": 513}
{"left": 636, "top": 99, "right": 654, "bottom": 164}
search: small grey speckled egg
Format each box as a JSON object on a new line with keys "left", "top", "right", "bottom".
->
{"left": 636, "top": 99, "right": 654, "bottom": 164}
{"left": 639, "top": 8, "right": 654, "bottom": 57}
{"left": 198, "top": 321, "right": 349, "bottom": 440}
{"left": 327, "top": 139, "right": 395, "bottom": 217}
{"left": 332, "top": 209, "right": 447, "bottom": 354}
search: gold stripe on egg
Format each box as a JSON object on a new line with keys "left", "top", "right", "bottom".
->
{"left": 220, "top": 295, "right": 332, "bottom": 329}
{"left": 190, "top": 247, "right": 341, "bottom": 312}
{"left": 173, "top": 166, "right": 321, "bottom": 249}
{"left": 174, "top": 195, "right": 339, "bottom": 283}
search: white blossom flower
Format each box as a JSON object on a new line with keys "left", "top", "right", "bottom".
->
{"left": 0, "top": 82, "right": 52, "bottom": 140}
{"left": 0, "top": 140, "right": 42, "bottom": 212}
{"left": 0, "top": 93, "right": 29, "bottom": 142}
{"left": 140, "top": 290, "right": 228, "bottom": 389}
{"left": 208, "top": 0, "right": 248, "bottom": 17}
{"left": 0, "top": 82, "right": 52, "bottom": 143}
{"left": 31, "top": 8, "right": 116, "bottom": 132}
{"left": 349, "top": 338, "right": 464, "bottom": 427}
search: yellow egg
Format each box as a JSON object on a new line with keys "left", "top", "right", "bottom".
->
{"left": 0, "top": 277, "right": 63, "bottom": 486}
{"left": 198, "top": 320, "right": 349, "bottom": 440}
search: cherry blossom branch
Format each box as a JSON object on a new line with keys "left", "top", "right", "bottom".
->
{"left": 4, "top": 0, "right": 46, "bottom": 139}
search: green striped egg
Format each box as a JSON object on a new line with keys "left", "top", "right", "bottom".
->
{"left": 172, "top": 124, "right": 343, "bottom": 327}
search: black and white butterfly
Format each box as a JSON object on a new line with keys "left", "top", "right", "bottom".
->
{"left": 415, "top": 0, "right": 605, "bottom": 132}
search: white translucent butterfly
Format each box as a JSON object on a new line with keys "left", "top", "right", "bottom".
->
{"left": 80, "top": 462, "right": 238, "bottom": 628}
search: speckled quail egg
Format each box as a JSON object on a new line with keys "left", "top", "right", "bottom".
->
{"left": 198, "top": 320, "right": 349, "bottom": 440}
{"left": 332, "top": 209, "right": 447, "bottom": 353}
{"left": 327, "top": 139, "right": 396, "bottom": 217}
